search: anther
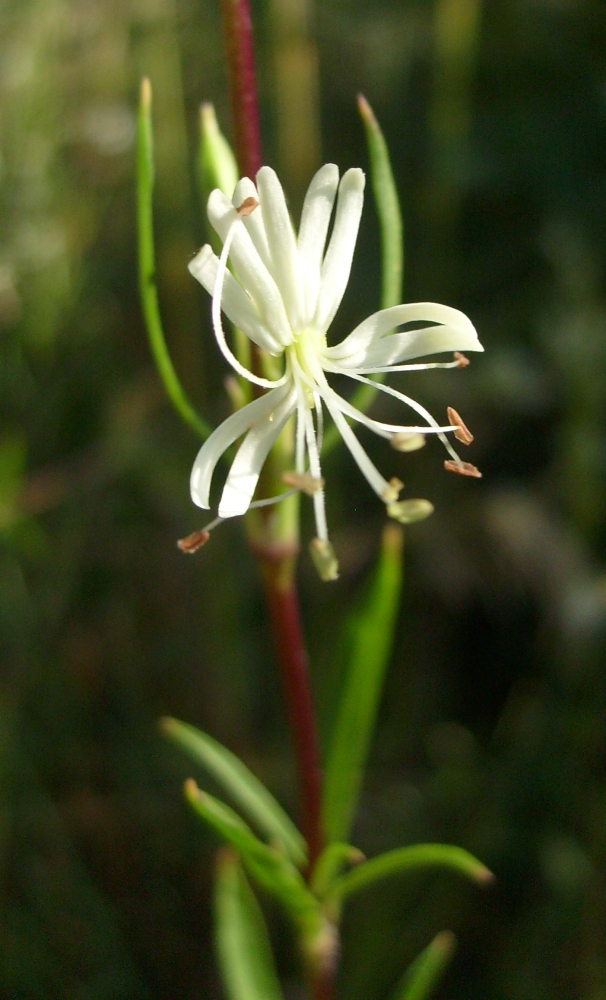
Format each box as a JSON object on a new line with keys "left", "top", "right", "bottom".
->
{"left": 446, "top": 406, "right": 474, "bottom": 445}
{"left": 454, "top": 352, "right": 470, "bottom": 368}
{"left": 177, "top": 529, "right": 211, "bottom": 554}
{"left": 236, "top": 196, "right": 259, "bottom": 217}
{"left": 390, "top": 432, "right": 426, "bottom": 453}
{"left": 282, "top": 471, "right": 325, "bottom": 495}
{"left": 382, "top": 477, "right": 404, "bottom": 503}
{"left": 444, "top": 460, "right": 482, "bottom": 478}
{"left": 387, "top": 499, "right": 434, "bottom": 524}
{"left": 309, "top": 538, "right": 339, "bottom": 582}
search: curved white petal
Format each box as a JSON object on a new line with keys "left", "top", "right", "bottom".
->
{"left": 232, "top": 177, "right": 272, "bottom": 271}
{"left": 324, "top": 302, "right": 481, "bottom": 367}
{"left": 190, "top": 385, "right": 291, "bottom": 509}
{"left": 314, "top": 168, "right": 365, "bottom": 333}
{"left": 188, "top": 245, "right": 283, "bottom": 355}
{"left": 256, "top": 167, "right": 305, "bottom": 331}
{"left": 207, "top": 189, "right": 293, "bottom": 346}
{"left": 297, "top": 164, "right": 339, "bottom": 326}
{"left": 218, "top": 387, "right": 297, "bottom": 517}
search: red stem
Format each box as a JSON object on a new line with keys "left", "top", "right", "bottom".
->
{"left": 261, "top": 560, "right": 324, "bottom": 871}
{"left": 219, "top": 0, "right": 263, "bottom": 178}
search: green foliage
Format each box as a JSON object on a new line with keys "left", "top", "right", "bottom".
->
{"left": 162, "top": 717, "right": 306, "bottom": 867}
{"left": 326, "top": 845, "right": 493, "bottom": 904}
{"left": 322, "top": 95, "right": 403, "bottom": 454}
{"left": 214, "top": 850, "right": 284, "bottom": 1000}
{"left": 185, "top": 781, "right": 319, "bottom": 930}
{"left": 136, "top": 78, "right": 211, "bottom": 440}
{"left": 392, "top": 931, "right": 456, "bottom": 1000}
{"left": 323, "top": 524, "right": 404, "bottom": 844}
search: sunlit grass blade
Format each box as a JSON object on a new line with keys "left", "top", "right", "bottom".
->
{"left": 322, "top": 524, "right": 403, "bottom": 844}
{"left": 137, "top": 78, "right": 211, "bottom": 440}
{"left": 215, "top": 849, "right": 284, "bottom": 1000}
{"left": 326, "top": 844, "right": 494, "bottom": 903}
{"left": 392, "top": 931, "right": 457, "bottom": 1000}
{"left": 322, "top": 94, "right": 403, "bottom": 454}
{"left": 162, "top": 717, "right": 307, "bottom": 867}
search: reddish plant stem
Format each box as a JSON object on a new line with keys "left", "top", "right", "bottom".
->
{"left": 219, "top": 0, "right": 263, "bottom": 178}
{"left": 261, "top": 558, "right": 325, "bottom": 871}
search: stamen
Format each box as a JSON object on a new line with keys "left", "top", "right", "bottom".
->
{"left": 177, "top": 529, "right": 210, "bottom": 554}
{"left": 236, "top": 197, "right": 259, "bottom": 217}
{"left": 454, "top": 352, "right": 470, "bottom": 367}
{"left": 444, "top": 460, "right": 482, "bottom": 478}
{"left": 282, "top": 471, "right": 325, "bottom": 495}
{"left": 446, "top": 406, "right": 474, "bottom": 445}
{"left": 391, "top": 432, "right": 426, "bottom": 453}
{"left": 382, "top": 477, "right": 404, "bottom": 503}
{"left": 309, "top": 538, "right": 339, "bottom": 581}
{"left": 387, "top": 499, "right": 434, "bottom": 524}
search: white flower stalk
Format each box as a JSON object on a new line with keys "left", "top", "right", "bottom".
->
{"left": 188, "top": 164, "right": 483, "bottom": 556}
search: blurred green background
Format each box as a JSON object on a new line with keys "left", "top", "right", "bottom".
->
{"left": 1, "top": 0, "right": 606, "bottom": 997}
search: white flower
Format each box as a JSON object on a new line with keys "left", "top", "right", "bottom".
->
{"left": 187, "top": 164, "right": 483, "bottom": 566}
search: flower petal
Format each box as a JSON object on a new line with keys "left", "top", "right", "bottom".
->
{"left": 314, "top": 168, "right": 365, "bottom": 333}
{"left": 190, "top": 386, "right": 291, "bottom": 509}
{"left": 207, "top": 189, "right": 293, "bottom": 346}
{"left": 232, "top": 177, "right": 272, "bottom": 271}
{"left": 297, "top": 164, "right": 339, "bottom": 326}
{"left": 188, "top": 245, "right": 283, "bottom": 355}
{"left": 218, "top": 387, "right": 297, "bottom": 517}
{"left": 256, "top": 167, "right": 305, "bottom": 332}
{"left": 324, "top": 303, "right": 482, "bottom": 368}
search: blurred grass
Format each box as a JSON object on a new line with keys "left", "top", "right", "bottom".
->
{"left": 1, "top": 0, "right": 606, "bottom": 998}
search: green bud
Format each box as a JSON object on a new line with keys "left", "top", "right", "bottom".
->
{"left": 199, "top": 103, "right": 239, "bottom": 200}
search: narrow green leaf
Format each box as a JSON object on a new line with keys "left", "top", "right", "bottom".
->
{"left": 136, "top": 78, "right": 211, "bottom": 440}
{"left": 310, "top": 842, "right": 365, "bottom": 899}
{"left": 185, "top": 781, "right": 318, "bottom": 924}
{"left": 322, "top": 95, "right": 403, "bottom": 455}
{"left": 215, "top": 849, "right": 284, "bottom": 1000}
{"left": 322, "top": 524, "right": 404, "bottom": 844}
{"left": 392, "top": 931, "right": 456, "bottom": 1000}
{"left": 162, "top": 717, "right": 306, "bottom": 867}
{"left": 199, "top": 103, "right": 239, "bottom": 202}
{"left": 326, "top": 844, "right": 494, "bottom": 904}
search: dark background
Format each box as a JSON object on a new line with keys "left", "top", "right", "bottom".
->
{"left": 1, "top": 0, "right": 606, "bottom": 997}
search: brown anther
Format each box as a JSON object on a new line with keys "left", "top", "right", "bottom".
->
{"left": 282, "top": 471, "right": 325, "bottom": 495}
{"left": 444, "top": 460, "right": 482, "bottom": 478}
{"left": 236, "top": 197, "right": 259, "bottom": 217}
{"left": 177, "top": 529, "right": 210, "bottom": 554}
{"left": 447, "top": 406, "right": 474, "bottom": 445}
{"left": 454, "top": 352, "right": 470, "bottom": 367}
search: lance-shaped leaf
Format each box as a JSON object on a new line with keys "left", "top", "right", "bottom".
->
{"left": 392, "top": 931, "right": 456, "bottom": 1000}
{"left": 326, "top": 844, "right": 493, "bottom": 904}
{"left": 136, "top": 79, "right": 210, "bottom": 440}
{"left": 162, "top": 717, "right": 306, "bottom": 867}
{"left": 323, "top": 95, "right": 403, "bottom": 454}
{"left": 185, "top": 781, "right": 318, "bottom": 925}
{"left": 322, "top": 524, "right": 403, "bottom": 844}
{"left": 214, "top": 849, "right": 284, "bottom": 1000}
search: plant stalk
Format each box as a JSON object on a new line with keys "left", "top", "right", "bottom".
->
{"left": 260, "top": 555, "right": 325, "bottom": 871}
{"left": 219, "top": 0, "right": 263, "bottom": 178}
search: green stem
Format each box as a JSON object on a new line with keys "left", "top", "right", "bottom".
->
{"left": 137, "top": 78, "right": 211, "bottom": 440}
